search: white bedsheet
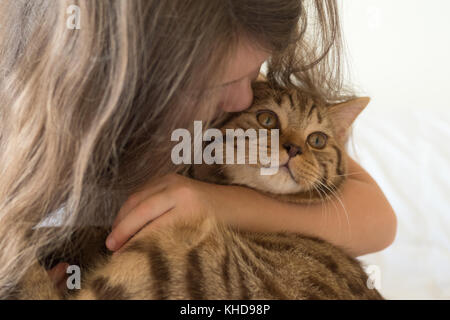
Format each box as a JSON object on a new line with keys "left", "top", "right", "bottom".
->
{"left": 348, "top": 103, "right": 450, "bottom": 299}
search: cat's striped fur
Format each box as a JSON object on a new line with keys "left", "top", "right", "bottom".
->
{"left": 15, "top": 81, "right": 383, "bottom": 300}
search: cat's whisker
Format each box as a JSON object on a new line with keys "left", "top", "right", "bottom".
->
{"left": 327, "top": 171, "right": 367, "bottom": 179}
{"left": 311, "top": 183, "right": 328, "bottom": 227}
{"left": 311, "top": 180, "right": 336, "bottom": 226}
{"left": 315, "top": 180, "right": 352, "bottom": 238}
{"left": 316, "top": 182, "right": 344, "bottom": 238}
{"left": 309, "top": 180, "right": 337, "bottom": 234}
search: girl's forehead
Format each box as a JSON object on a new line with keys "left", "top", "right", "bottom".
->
{"left": 219, "top": 39, "right": 271, "bottom": 86}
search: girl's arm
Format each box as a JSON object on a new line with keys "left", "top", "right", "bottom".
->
{"left": 210, "top": 156, "right": 397, "bottom": 257}
{"left": 106, "top": 155, "right": 397, "bottom": 257}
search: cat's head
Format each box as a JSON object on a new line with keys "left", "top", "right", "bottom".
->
{"left": 194, "top": 81, "right": 369, "bottom": 196}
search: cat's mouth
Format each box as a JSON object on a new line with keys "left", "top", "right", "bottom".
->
{"left": 258, "top": 156, "right": 300, "bottom": 185}
{"left": 263, "top": 160, "right": 299, "bottom": 184}
{"left": 280, "top": 161, "right": 298, "bottom": 184}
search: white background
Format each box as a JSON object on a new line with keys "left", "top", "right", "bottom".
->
{"left": 342, "top": 0, "right": 450, "bottom": 299}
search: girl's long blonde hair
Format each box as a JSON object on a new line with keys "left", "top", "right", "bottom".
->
{"left": 0, "top": 0, "right": 351, "bottom": 297}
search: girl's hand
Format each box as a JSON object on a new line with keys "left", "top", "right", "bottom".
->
{"left": 47, "top": 262, "right": 69, "bottom": 293}
{"left": 106, "top": 173, "right": 216, "bottom": 252}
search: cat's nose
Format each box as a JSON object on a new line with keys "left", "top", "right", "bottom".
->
{"left": 283, "top": 143, "right": 302, "bottom": 158}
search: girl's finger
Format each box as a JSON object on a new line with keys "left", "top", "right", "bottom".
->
{"left": 106, "top": 190, "right": 175, "bottom": 251}
{"left": 113, "top": 179, "right": 168, "bottom": 228}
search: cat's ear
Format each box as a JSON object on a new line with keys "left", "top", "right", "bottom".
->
{"left": 327, "top": 97, "right": 370, "bottom": 143}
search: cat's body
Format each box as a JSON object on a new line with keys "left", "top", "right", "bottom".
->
{"left": 15, "top": 81, "right": 383, "bottom": 300}
{"left": 23, "top": 215, "right": 381, "bottom": 300}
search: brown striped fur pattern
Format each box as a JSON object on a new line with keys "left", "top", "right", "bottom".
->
{"left": 16, "top": 81, "right": 382, "bottom": 300}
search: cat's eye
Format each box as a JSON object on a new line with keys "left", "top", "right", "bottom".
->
{"left": 307, "top": 132, "right": 328, "bottom": 149}
{"left": 256, "top": 110, "right": 279, "bottom": 129}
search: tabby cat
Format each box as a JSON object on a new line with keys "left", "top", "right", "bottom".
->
{"left": 16, "top": 81, "right": 382, "bottom": 300}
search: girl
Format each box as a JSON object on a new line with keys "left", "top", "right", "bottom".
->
{"left": 0, "top": 0, "right": 396, "bottom": 298}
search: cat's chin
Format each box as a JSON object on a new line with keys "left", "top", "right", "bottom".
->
{"left": 224, "top": 165, "right": 307, "bottom": 195}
